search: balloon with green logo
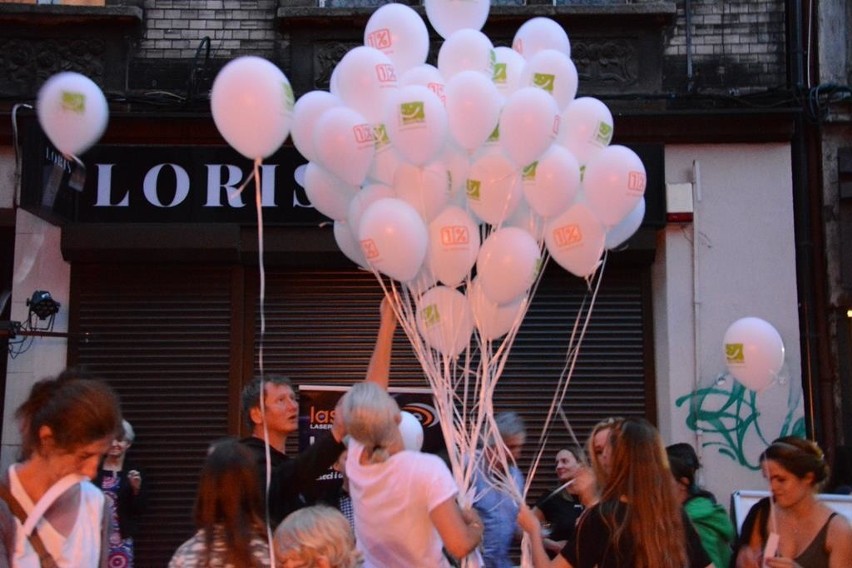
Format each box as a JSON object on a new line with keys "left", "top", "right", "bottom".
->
{"left": 37, "top": 72, "right": 108, "bottom": 157}
{"left": 723, "top": 317, "right": 785, "bottom": 392}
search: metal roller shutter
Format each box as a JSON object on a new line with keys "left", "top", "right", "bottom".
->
{"left": 68, "top": 264, "right": 241, "bottom": 567}
{"left": 256, "top": 263, "right": 653, "bottom": 505}
{"left": 68, "top": 260, "right": 650, "bottom": 566}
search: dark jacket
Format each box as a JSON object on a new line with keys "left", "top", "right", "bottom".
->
{"left": 240, "top": 431, "right": 345, "bottom": 527}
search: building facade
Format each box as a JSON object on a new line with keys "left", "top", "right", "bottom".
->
{"left": 1, "top": 0, "right": 848, "bottom": 564}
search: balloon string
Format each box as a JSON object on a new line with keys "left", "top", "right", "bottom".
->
{"left": 250, "top": 157, "right": 275, "bottom": 566}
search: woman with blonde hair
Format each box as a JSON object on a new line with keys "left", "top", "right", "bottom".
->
{"left": 339, "top": 381, "right": 483, "bottom": 567}
{"left": 274, "top": 504, "right": 362, "bottom": 568}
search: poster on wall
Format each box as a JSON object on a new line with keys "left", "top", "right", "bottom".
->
{"left": 298, "top": 384, "right": 445, "bottom": 454}
{"left": 297, "top": 384, "right": 446, "bottom": 496}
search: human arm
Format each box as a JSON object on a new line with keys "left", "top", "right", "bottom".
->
{"left": 365, "top": 296, "right": 397, "bottom": 390}
{"left": 430, "top": 497, "right": 483, "bottom": 560}
{"left": 518, "top": 503, "right": 568, "bottom": 568}
{"left": 826, "top": 513, "right": 852, "bottom": 568}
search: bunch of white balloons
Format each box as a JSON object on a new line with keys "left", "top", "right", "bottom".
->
{"left": 209, "top": 0, "right": 647, "bottom": 356}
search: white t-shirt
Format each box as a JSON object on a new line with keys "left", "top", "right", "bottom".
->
{"left": 346, "top": 439, "right": 459, "bottom": 568}
{"left": 9, "top": 465, "right": 104, "bottom": 568}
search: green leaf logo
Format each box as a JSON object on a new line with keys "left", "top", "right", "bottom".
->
{"left": 725, "top": 343, "right": 745, "bottom": 364}
{"left": 533, "top": 73, "right": 555, "bottom": 92}
{"left": 466, "top": 179, "right": 481, "bottom": 201}
{"left": 522, "top": 162, "right": 538, "bottom": 181}
{"left": 282, "top": 82, "right": 295, "bottom": 111}
{"left": 400, "top": 101, "right": 426, "bottom": 125}
{"left": 493, "top": 62, "right": 507, "bottom": 84}
{"left": 61, "top": 91, "right": 85, "bottom": 113}
{"left": 487, "top": 124, "right": 500, "bottom": 142}
{"left": 373, "top": 124, "right": 391, "bottom": 149}
{"left": 421, "top": 304, "right": 440, "bottom": 328}
{"left": 595, "top": 122, "right": 613, "bottom": 146}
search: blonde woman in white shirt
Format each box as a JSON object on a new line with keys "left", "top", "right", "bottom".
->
{"left": 339, "top": 382, "right": 483, "bottom": 568}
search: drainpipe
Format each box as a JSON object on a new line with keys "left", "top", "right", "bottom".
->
{"left": 787, "top": 0, "right": 835, "bottom": 451}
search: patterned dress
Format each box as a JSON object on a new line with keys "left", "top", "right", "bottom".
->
{"left": 100, "top": 473, "right": 134, "bottom": 568}
{"left": 168, "top": 525, "right": 271, "bottom": 567}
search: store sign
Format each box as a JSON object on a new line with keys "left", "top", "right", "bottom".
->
{"left": 21, "top": 128, "right": 323, "bottom": 226}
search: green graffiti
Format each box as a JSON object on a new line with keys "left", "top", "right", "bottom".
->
{"left": 675, "top": 381, "right": 805, "bottom": 471}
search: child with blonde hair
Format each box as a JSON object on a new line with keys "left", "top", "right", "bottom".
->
{"left": 274, "top": 505, "right": 362, "bottom": 568}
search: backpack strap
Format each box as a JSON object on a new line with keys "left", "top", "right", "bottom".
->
{"left": 0, "top": 481, "right": 60, "bottom": 568}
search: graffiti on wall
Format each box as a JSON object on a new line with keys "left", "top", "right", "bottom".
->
{"left": 675, "top": 377, "right": 805, "bottom": 471}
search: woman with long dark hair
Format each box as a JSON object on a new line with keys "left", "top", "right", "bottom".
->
{"left": 168, "top": 439, "right": 270, "bottom": 567}
{"left": 520, "top": 417, "right": 711, "bottom": 568}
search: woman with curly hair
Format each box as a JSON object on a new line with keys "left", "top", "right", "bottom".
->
{"left": 733, "top": 436, "right": 852, "bottom": 568}
{"left": 274, "top": 504, "right": 362, "bottom": 568}
{"left": 169, "top": 439, "right": 270, "bottom": 567}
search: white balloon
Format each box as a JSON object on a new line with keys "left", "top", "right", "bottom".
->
{"left": 520, "top": 49, "right": 578, "bottom": 111}
{"left": 348, "top": 182, "right": 395, "bottom": 238}
{"left": 512, "top": 17, "right": 571, "bottom": 60}
{"left": 723, "top": 317, "right": 785, "bottom": 392}
{"left": 303, "top": 162, "right": 360, "bottom": 221}
{"left": 334, "top": 220, "right": 368, "bottom": 269}
{"left": 313, "top": 107, "right": 375, "bottom": 186}
{"left": 466, "top": 150, "right": 523, "bottom": 225}
{"left": 504, "top": 200, "right": 546, "bottom": 242}
{"left": 444, "top": 70, "right": 503, "bottom": 152}
{"left": 399, "top": 411, "right": 424, "bottom": 451}
{"left": 211, "top": 56, "right": 294, "bottom": 159}
{"left": 366, "top": 123, "right": 402, "bottom": 185}
{"left": 291, "top": 90, "right": 341, "bottom": 163}
{"left": 400, "top": 64, "right": 447, "bottom": 104}
{"left": 393, "top": 162, "right": 451, "bottom": 222}
{"left": 335, "top": 46, "right": 399, "bottom": 123}
{"left": 437, "top": 29, "right": 494, "bottom": 80}
{"left": 384, "top": 85, "right": 449, "bottom": 166}
{"left": 544, "top": 202, "right": 606, "bottom": 278}
{"left": 468, "top": 277, "right": 526, "bottom": 340}
{"left": 556, "top": 97, "right": 614, "bottom": 166}
{"left": 424, "top": 0, "right": 490, "bottom": 40}
{"left": 476, "top": 227, "right": 541, "bottom": 304}
{"left": 37, "top": 72, "right": 109, "bottom": 156}
{"left": 428, "top": 205, "right": 481, "bottom": 287}
{"left": 416, "top": 285, "right": 474, "bottom": 357}
{"left": 605, "top": 197, "right": 645, "bottom": 250}
{"left": 493, "top": 46, "right": 527, "bottom": 99}
{"left": 522, "top": 145, "right": 581, "bottom": 218}
{"left": 583, "top": 145, "right": 647, "bottom": 227}
{"left": 365, "top": 3, "right": 430, "bottom": 74}
{"left": 358, "top": 197, "right": 428, "bottom": 281}
{"left": 498, "top": 87, "right": 560, "bottom": 167}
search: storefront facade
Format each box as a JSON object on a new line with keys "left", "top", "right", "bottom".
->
{"left": 0, "top": 1, "right": 826, "bottom": 564}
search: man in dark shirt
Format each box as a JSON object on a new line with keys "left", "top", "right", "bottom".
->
{"left": 239, "top": 298, "right": 396, "bottom": 527}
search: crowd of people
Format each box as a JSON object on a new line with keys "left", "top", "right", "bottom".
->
{"left": 2, "top": 302, "right": 852, "bottom": 567}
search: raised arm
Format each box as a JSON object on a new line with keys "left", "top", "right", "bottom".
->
{"left": 365, "top": 296, "right": 397, "bottom": 390}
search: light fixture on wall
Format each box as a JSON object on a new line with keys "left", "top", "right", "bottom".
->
{"left": 27, "top": 290, "right": 61, "bottom": 323}
{"left": 2, "top": 290, "right": 73, "bottom": 359}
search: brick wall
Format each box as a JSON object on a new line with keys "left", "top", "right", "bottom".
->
{"left": 664, "top": 0, "right": 787, "bottom": 94}
{"left": 138, "top": 0, "right": 278, "bottom": 60}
